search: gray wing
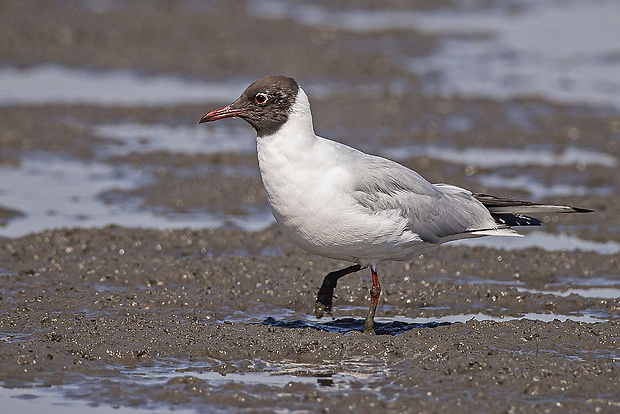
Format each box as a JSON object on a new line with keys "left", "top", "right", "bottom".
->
{"left": 348, "top": 154, "right": 497, "bottom": 244}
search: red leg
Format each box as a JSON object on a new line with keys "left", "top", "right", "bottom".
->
{"left": 364, "top": 266, "right": 381, "bottom": 334}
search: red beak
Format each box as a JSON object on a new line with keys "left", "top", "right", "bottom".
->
{"left": 199, "top": 105, "right": 249, "bottom": 123}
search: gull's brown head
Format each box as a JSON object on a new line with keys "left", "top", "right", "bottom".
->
{"left": 199, "top": 75, "right": 299, "bottom": 137}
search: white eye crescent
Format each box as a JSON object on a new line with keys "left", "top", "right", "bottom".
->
{"left": 254, "top": 93, "right": 268, "bottom": 104}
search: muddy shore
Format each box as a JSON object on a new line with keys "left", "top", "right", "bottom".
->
{"left": 1, "top": 1, "right": 619, "bottom": 413}
{"left": 1, "top": 227, "right": 619, "bottom": 412}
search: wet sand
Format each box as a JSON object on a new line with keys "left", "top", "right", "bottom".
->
{"left": 1, "top": 227, "right": 619, "bottom": 412}
{"left": 1, "top": 1, "right": 619, "bottom": 413}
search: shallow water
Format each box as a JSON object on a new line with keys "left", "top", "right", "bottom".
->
{"left": 251, "top": 0, "right": 620, "bottom": 110}
{"left": 1, "top": 1, "right": 619, "bottom": 413}
{"left": 0, "top": 154, "right": 274, "bottom": 238}
{"left": 380, "top": 144, "right": 618, "bottom": 168}
{"left": 0, "top": 386, "right": 148, "bottom": 414}
{"left": 91, "top": 122, "right": 256, "bottom": 156}
{"left": 0, "top": 65, "right": 243, "bottom": 107}
{"left": 516, "top": 286, "right": 620, "bottom": 300}
{"left": 0, "top": 65, "right": 384, "bottom": 107}
{"left": 476, "top": 173, "right": 614, "bottom": 200}
{"left": 406, "top": 2, "right": 620, "bottom": 110}
{"left": 1, "top": 124, "right": 613, "bottom": 239}
{"left": 449, "top": 231, "right": 620, "bottom": 255}
{"left": 0, "top": 357, "right": 385, "bottom": 414}
{"left": 262, "top": 312, "right": 607, "bottom": 335}
{"left": 2, "top": 117, "right": 614, "bottom": 241}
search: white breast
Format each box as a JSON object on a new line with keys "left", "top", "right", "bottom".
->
{"left": 256, "top": 89, "right": 425, "bottom": 264}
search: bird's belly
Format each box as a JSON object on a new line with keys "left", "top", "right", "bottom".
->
{"left": 266, "top": 181, "right": 352, "bottom": 253}
{"left": 257, "top": 141, "right": 431, "bottom": 263}
{"left": 263, "top": 174, "right": 427, "bottom": 262}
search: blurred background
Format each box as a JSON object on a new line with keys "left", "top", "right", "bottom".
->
{"left": 1, "top": 2, "right": 620, "bottom": 412}
{"left": 1, "top": 0, "right": 619, "bottom": 248}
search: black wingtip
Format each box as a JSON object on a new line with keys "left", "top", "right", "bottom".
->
{"left": 570, "top": 207, "right": 594, "bottom": 213}
{"left": 492, "top": 213, "right": 542, "bottom": 227}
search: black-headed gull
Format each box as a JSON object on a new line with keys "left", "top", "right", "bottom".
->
{"left": 199, "top": 75, "right": 591, "bottom": 334}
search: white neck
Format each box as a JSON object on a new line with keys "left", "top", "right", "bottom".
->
{"left": 257, "top": 87, "right": 316, "bottom": 150}
{"left": 254, "top": 87, "right": 326, "bottom": 239}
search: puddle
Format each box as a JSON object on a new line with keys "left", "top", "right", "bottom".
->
{"left": 411, "top": 274, "right": 620, "bottom": 299}
{"left": 249, "top": 0, "right": 450, "bottom": 33}
{"left": 380, "top": 145, "right": 617, "bottom": 168}
{"left": 267, "top": 360, "right": 386, "bottom": 383}
{"left": 91, "top": 122, "right": 256, "bottom": 156}
{"left": 0, "top": 358, "right": 383, "bottom": 413}
{"left": 406, "top": 2, "right": 620, "bottom": 110}
{"left": 219, "top": 305, "right": 308, "bottom": 325}
{"left": 516, "top": 287, "right": 620, "bottom": 300}
{"left": 0, "top": 155, "right": 273, "bottom": 238}
{"left": 0, "top": 148, "right": 614, "bottom": 246}
{"left": 0, "top": 65, "right": 384, "bottom": 107}
{"left": 0, "top": 385, "right": 167, "bottom": 414}
{"left": 476, "top": 173, "right": 614, "bottom": 200}
{"left": 126, "top": 362, "right": 324, "bottom": 388}
{"left": 250, "top": 0, "right": 620, "bottom": 111}
{"left": 550, "top": 276, "right": 620, "bottom": 288}
{"left": 449, "top": 231, "right": 620, "bottom": 255}
{"left": 0, "top": 388, "right": 120, "bottom": 414}
{"left": 262, "top": 311, "right": 606, "bottom": 335}
{"left": 0, "top": 65, "right": 244, "bottom": 107}
{"left": 377, "top": 312, "right": 606, "bottom": 325}
{"left": 0, "top": 332, "right": 34, "bottom": 344}
{"left": 0, "top": 155, "right": 136, "bottom": 237}
{"left": 433, "top": 274, "right": 620, "bottom": 294}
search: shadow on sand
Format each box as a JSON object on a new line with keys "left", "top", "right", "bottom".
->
{"left": 261, "top": 317, "right": 452, "bottom": 335}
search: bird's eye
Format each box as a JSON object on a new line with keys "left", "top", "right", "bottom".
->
{"left": 254, "top": 93, "right": 268, "bottom": 104}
